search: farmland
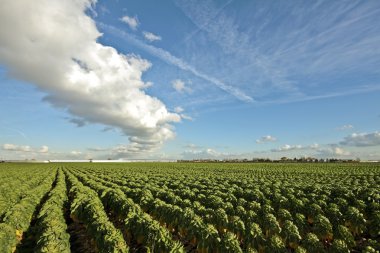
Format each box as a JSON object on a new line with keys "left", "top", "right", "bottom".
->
{"left": 0, "top": 162, "right": 379, "bottom": 253}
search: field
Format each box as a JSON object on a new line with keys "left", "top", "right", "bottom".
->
{"left": 0, "top": 162, "right": 379, "bottom": 253}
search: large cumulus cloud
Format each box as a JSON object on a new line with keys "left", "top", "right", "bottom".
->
{"left": 0, "top": 0, "right": 181, "bottom": 154}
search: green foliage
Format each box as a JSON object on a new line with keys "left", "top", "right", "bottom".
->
{"left": 281, "top": 220, "right": 301, "bottom": 248}
{"left": 262, "top": 213, "right": 281, "bottom": 237}
{"left": 0, "top": 165, "right": 56, "bottom": 251}
{"left": 345, "top": 206, "right": 366, "bottom": 236}
{"left": 221, "top": 232, "right": 243, "bottom": 253}
{"left": 267, "top": 235, "right": 286, "bottom": 253}
{"left": 295, "top": 246, "right": 307, "bottom": 253}
{"left": 66, "top": 171, "right": 129, "bottom": 253}
{"left": 302, "top": 233, "right": 324, "bottom": 253}
{"left": 0, "top": 223, "right": 18, "bottom": 253}
{"left": 1, "top": 162, "right": 380, "bottom": 252}
{"left": 329, "top": 239, "right": 349, "bottom": 253}
{"left": 35, "top": 169, "right": 71, "bottom": 253}
{"left": 313, "top": 214, "right": 333, "bottom": 240}
{"left": 362, "top": 246, "right": 377, "bottom": 253}
{"left": 334, "top": 225, "right": 355, "bottom": 249}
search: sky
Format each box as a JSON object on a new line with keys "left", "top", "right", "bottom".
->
{"left": 0, "top": 0, "right": 379, "bottom": 161}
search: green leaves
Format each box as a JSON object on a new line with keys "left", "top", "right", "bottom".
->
{"left": 329, "top": 239, "right": 349, "bottom": 253}
{"left": 345, "top": 206, "right": 366, "bottom": 236}
{"left": 267, "top": 235, "right": 286, "bottom": 253}
{"left": 66, "top": 170, "right": 129, "bottom": 253}
{"left": 281, "top": 220, "right": 301, "bottom": 248}
{"left": 0, "top": 167, "right": 56, "bottom": 251}
{"left": 1, "top": 162, "right": 380, "bottom": 252}
{"left": 0, "top": 223, "right": 18, "bottom": 253}
{"left": 35, "top": 169, "right": 71, "bottom": 253}
{"left": 313, "top": 214, "right": 333, "bottom": 241}
{"left": 302, "top": 233, "right": 324, "bottom": 253}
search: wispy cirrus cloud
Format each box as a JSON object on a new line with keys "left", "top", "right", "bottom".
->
{"left": 99, "top": 23, "right": 253, "bottom": 103}
{"left": 174, "top": 0, "right": 380, "bottom": 103}
{"left": 181, "top": 0, "right": 234, "bottom": 44}
{"left": 87, "top": 147, "right": 109, "bottom": 152}
{"left": 336, "top": 124, "right": 354, "bottom": 131}
{"left": 0, "top": 126, "right": 28, "bottom": 140}
{"left": 260, "top": 85, "right": 380, "bottom": 105}
{"left": 174, "top": 0, "right": 301, "bottom": 97}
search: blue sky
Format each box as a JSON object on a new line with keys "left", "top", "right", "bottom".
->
{"left": 0, "top": 0, "right": 379, "bottom": 160}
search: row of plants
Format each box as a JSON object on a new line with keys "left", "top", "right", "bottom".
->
{"left": 0, "top": 167, "right": 57, "bottom": 253}
{"left": 67, "top": 167, "right": 186, "bottom": 252}
{"left": 0, "top": 162, "right": 379, "bottom": 252}
{"left": 64, "top": 169, "right": 129, "bottom": 253}
{"left": 0, "top": 164, "right": 54, "bottom": 218}
{"left": 76, "top": 162, "right": 380, "bottom": 252}
{"left": 71, "top": 166, "right": 241, "bottom": 253}
{"left": 34, "top": 168, "right": 71, "bottom": 253}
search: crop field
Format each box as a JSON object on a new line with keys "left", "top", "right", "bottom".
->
{"left": 0, "top": 163, "right": 379, "bottom": 253}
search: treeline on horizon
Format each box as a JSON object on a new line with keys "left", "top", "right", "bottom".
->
{"left": 178, "top": 157, "right": 365, "bottom": 163}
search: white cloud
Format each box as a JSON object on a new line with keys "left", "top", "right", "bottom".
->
{"left": 180, "top": 114, "right": 193, "bottom": 121}
{"left": 172, "top": 79, "right": 192, "bottom": 93}
{"left": 180, "top": 147, "right": 261, "bottom": 160}
{"left": 271, "top": 144, "right": 303, "bottom": 152}
{"left": 39, "top": 145, "right": 49, "bottom": 153}
{"left": 173, "top": 106, "right": 193, "bottom": 121}
{"left": 256, "top": 135, "right": 277, "bottom": 144}
{"left": 2, "top": 143, "right": 48, "bottom": 153}
{"left": 3, "top": 144, "right": 17, "bottom": 151}
{"left": 70, "top": 150, "right": 82, "bottom": 156}
{"left": 3, "top": 144, "right": 31, "bottom": 152}
{"left": 143, "top": 31, "right": 161, "bottom": 42}
{"left": 84, "top": 141, "right": 366, "bottom": 160}
{"left": 174, "top": 106, "right": 184, "bottom": 113}
{"left": 337, "top": 124, "right": 354, "bottom": 131}
{"left": 120, "top": 15, "right": 139, "bottom": 30}
{"left": 0, "top": 0, "right": 181, "bottom": 154}
{"left": 316, "top": 146, "right": 351, "bottom": 157}
{"left": 309, "top": 143, "right": 320, "bottom": 149}
{"left": 87, "top": 147, "right": 109, "bottom": 152}
{"left": 109, "top": 142, "right": 160, "bottom": 159}
{"left": 333, "top": 147, "right": 351, "bottom": 156}
{"left": 269, "top": 142, "right": 353, "bottom": 158}
{"left": 340, "top": 131, "right": 380, "bottom": 147}
{"left": 181, "top": 148, "right": 226, "bottom": 159}
{"left": 172, "top": 79, "right": 185, "bottom": 92}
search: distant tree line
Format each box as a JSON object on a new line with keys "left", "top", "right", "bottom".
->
{"left": 177, "top": 157, "right": 363, "bottom": 163}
